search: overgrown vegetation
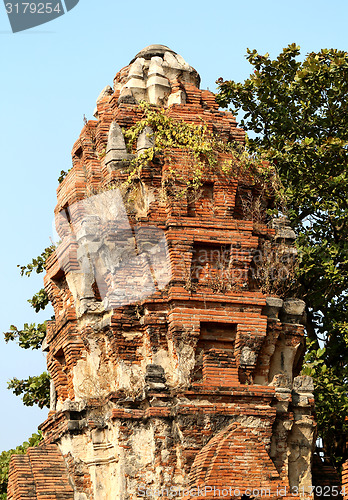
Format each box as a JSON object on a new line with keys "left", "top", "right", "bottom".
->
{"left": 121, "top": 102, "right": 282, "bottom": 206}
{"left": 217, "top": 44, "right": 348, "bottom": 468}
{"left": 251, "top": 240, "right": 298, "bottom": 296}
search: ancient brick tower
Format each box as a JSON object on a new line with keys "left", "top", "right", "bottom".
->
{"left": 8, "top": 45, "right": 316, "bottom": 500}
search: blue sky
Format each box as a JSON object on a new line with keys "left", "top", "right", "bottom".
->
{"left": 0, "top": 0, "right": 347, "bottom": 452}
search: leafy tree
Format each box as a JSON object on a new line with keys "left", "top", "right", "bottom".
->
{"left": 216, "top": 44, "right": 348, "bottom": 467}
{"left": 0, "top": 248, "right": 53, "bottom": 500}
{"left": 17, "top": 245, "right": 56, "bottom": 277}
{"left": 4, "top": 245, "right": 55, "bottom": 409}
{"left": 28, "top": 288, "right": 50, "bottom": 313}
{"left": 0, "top": 432, "right": 43, "bottom": 500}
{"left": 4, "top": 322, "right": 46, "bottom": 350}
{"left": 7, "top": 373, "right": 50, "bottom": 409}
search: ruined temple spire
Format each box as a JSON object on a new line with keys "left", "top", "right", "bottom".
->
{"left": 7, "top": 45, "right": 317, "bottom": 500}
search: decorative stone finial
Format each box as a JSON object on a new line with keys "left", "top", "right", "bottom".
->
{"left": 113, "top": 44, "right": 200, "bottom": 106}
{"left": 130, "top": 44, "right": 177, "bottom": 63}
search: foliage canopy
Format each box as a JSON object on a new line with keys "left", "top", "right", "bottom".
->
{"left": 4, "top": 245, "right": 54, "bottom": 410}
{"left": 217, "top": 44, "right": 348, "bottom": 467}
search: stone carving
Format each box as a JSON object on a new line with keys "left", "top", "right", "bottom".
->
{"left": 115, "top": 44, "right": 200, "bottom": 106}
{"left": 105, "top": 121, "right": 133, "bottom": 166}
{"left": 281, "top": 298, "right": 306, "bottom": 325}
{"left": 136, "top": 126, "right": 155, "bottom": 155}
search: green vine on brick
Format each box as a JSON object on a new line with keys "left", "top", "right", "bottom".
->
{"left": 121, "top": 102, "right": 283, "bottom": 205}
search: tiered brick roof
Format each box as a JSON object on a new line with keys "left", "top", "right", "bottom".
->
{"left": 7, "top": 445, "right": 74, "bottom": 500}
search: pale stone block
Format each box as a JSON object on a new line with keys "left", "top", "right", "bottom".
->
{"left": 168, "top": 90, "right": 186, "bottom": 106}
{"left": 118, "top": 87, "right": 137, "bottom": 105}
{"left": 148, "top": 56, "right": 165, "bottom": 76}
{"left": 124, "top": 78, "right": 146, "bottom": 101}
{"left": 106, "top": 121, "right": 127, "bottom": 153}
{"left": 282, "top": 298, "right": 306, "bottom": 319}
{"left": 96, "top": 85, "right": 113, "bottom": 103}
{"left": 125, "top": 77, "right": 147, "bottom": 89}
{"left": 240, "top": 346, "right": 257, "bottom": 366}
{"left": 105, "top": 121, "right": 133, "bottom": 164}
{"left": 128, "top": 57, "right": 145, "bottom": 79}
{"left": 275, "top": 226, "right": 296, "bottom": 240}
{"left": 293, "top": 375, "right": 314, "bottom": 393}
{"left": 74, "top": 493, "right": 89, "bottom": 500}
{"left": 105, "top": 151, "right": 133, "bottom": 164}
{"left": 146, "top": 72, "right": 171, "bottom": 105}
{"left": 49, "top": 379, "right": 57, "bottom": 412}
{"left": 147, "top": 85, "right": 171, "bottom": 105}
{"left": 146, "top": 74, "right": 170, "bottom": 88}
{"left": 270, "top": 373, "right": 292, "bottom": 389}
{"left": 175, "top": 53, "right": 191, "bottom": 70}
{"left": 137, "top": 126, "right": 155, "bottom": 155}
{"left": 280, "top": 299, "right": 306, "bottom": 325}
{"left": 264, "top": 296, "right": 283, "bottom": 319}
{"left": 164, "top": 51, "right": 183, "bottom": 70}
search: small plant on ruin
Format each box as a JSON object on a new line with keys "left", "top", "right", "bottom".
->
{"left": 182, "top": 255, "right": 198, "bottom": 293}
{"left": 185, "top": 245, "right": 245, "bottom": 294}
{"left": 202, "top": 266, "right": 243, "bottom": 294}
{"left": 83, "top": 114, "right": 97, "bottom": 151}
{"left": 198, "top": 247, "right": 243, "bottom": 294}
{"left": 58, "top": 169, "right": 69, "bottom": 183}
{"left": 98, "top": 146, "right": 106, "bottom": 159}
{"left": 250, "top": 239, "right": 299, "bottom": 296}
